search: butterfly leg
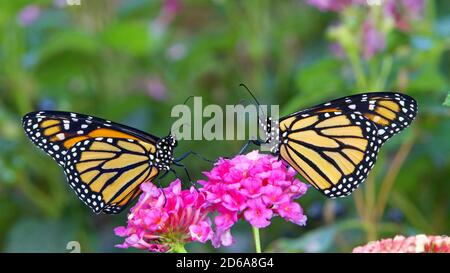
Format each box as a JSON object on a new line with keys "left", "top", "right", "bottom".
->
{"left": 239, "top": 139, "right": 262, "bottom": 154}
{"left": 157, "top": 170, "right": 170, "bottom": 180}
{"left": 129, "top": 171, "right": 170, "bottom": 214}
{"left": 172, "top": 162, "right": 200, "bottom": 191}
{"left": 155, "top": 170, "right": 170, "bottom": 207}
{"left": 174, "top": 150, "right": 214, "bottom": 163}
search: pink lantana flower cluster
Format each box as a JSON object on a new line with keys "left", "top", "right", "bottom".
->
{"left": 353, "top": 235, "right": 450, "bottom": 253}
{"left": 114, "top": 180, "right": 213, "bottom": 252}
{"left": 199, "top": 151, "right": 308, "bottom": 247}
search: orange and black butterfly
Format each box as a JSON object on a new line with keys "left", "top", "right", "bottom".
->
{"left": 22, "top": 111, "right": 194, "bottom": 214}
{"left": 246, "top": 91, "right": 417, "bottom": 198}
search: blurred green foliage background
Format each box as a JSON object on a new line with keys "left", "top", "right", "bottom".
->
{"left": 0, "top": 0, "right": 448, "bottom": 253}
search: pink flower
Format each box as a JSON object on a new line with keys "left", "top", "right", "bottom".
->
{"left": 163, "top": 0, "right": 182, "bottom": 15}
{"left": 144, "top": 76, "right": 168, "bottom": 101}
{"left": 214, "top": 208, "right": 238, "bottom": 230}
{"left": 261, "top": 185, "right": 288, "bottom": 205}
{"left": 189, "top": 221, "right": 213, "bottom": 243}
{"left": 329, "top": 43, "right": 346, "bottom": 59}
{"left": 353, "top": 235, "right": 450, "bottom": 253}
{"left": 307, "top": 0, "right": 365, "bottom": 12}
{"left": 212, "top": 228, "right": 234, "bottom": 248}
{"left": 151, "top": 0, "right": 182, "bottom": 36}
{"left": 114, "top": 179, "right": 213, "bottom": 252}
{"left": 17, "top": 5, "right": 41, "bottom": 26}
{"left": 166, "top": 43, "right": 187, "bottom": 61}
{"left": 362, "top": 19, "right": 386, "bottom": 59}
{"left": 276, "top": 202, "right": 307, "bottom": 225}
{"left": 199, "top": 150, "right": 308, "bottom": 247}
{"left": 53, "top": 0, "right": 67, "bottom": 8}
{"left": 134, "top": 75, "right": 168, "bottom": 101}
{"left": 244, "top": 198, "right": 273, "bottom": 228}
{"left": 384, "top": 0, "right": 425, "bottom": 31}
{"left": 241, "top": 177, "right": 263, "bottom": 198}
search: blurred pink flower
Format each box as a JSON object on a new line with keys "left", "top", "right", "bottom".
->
{"left": 150, "top": 0, "right": 182, "bottom": 38}
{"left": 306, "top": 0, "right": 365, "bottom": 12}
{"left": 166, "top": 43, "right": 187, "bottom": 61}
{"left": 329, "top": 43, "right": 346, "bottom": 59}
{"left": 384, "top": 0, "right": 425, "bottom": 31}
{"left": 163, "top": 0, "right": 182, "bottom": 15}
{"left": 17, "top": 5, "right": 41, "bottom": 26}
{"left": 144, "top": 76, "right": 168, "bottom": 101}
{"left": 362, "top": 19, "right": 385, "bottom": 59}
{"left": 199, "top": 150, "right": 308, "bottom": 248}
{"left": 353, "top": 235, "right": 450, "bottom": 253}
{"left": 114, "top": 180, "right": 213, "bottom": 252}
{"left": 53, "top": 0, "right": 67, "bottom": 8}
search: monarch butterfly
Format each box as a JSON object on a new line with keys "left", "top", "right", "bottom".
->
{"left": 22, "top": 111, "right": 197, "bottom": 214}
{"left": 242, "top": 87, "right": 418, "bottom": 198}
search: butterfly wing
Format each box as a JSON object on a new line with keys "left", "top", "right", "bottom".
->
{"left": 284, "top": 92, "right": 417, "bottom": 144}
{"left": 22, "top": 111, "right": 160, "bottom": 213}
{"left": 278, "top": 92, "right": 417, "bottom": 198}
{"left": 279, "top": 112, "right": 379, "bottom": 198}
{"left": 64, "top": 137, "right": 159, "bottom": 214}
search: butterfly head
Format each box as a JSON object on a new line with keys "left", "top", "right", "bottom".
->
{"left": 261, "top": 116, "right": 280, "bottom": 154}
{"left": 154, "top": 135, "right": 177, "bottom": 171}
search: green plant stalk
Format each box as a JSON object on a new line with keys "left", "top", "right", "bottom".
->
{"left": 375, "top": 137, "right": 415, "bottom": 220}
{"left": 347, "top": 50, "right": 368, "bottom": 90}
{"left": 252, "top": 226, "right": 262, "bottom": 253}
{"left": 375, "top": 56, "right": 393, "bottom": 90}
{"left": 171, "top": 243, "right": 188, "bottom": 253}
{"left": 364, "top": 176, "right": 378, "bottom": 242}
{"left": 390, "top": 191, "right": 433, "bottom": 233}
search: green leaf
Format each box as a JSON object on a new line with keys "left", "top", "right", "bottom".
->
{"left": 37, "top": 30, "right": 100, "bottom": 64}
{"left": 408, "top": 64, "right": 448, "bottom": 92}
{"left": 102, "top": 21, "right": 152, "bottom": 56}
{"left": 284, "top": 58, "right": 346, "bottom": 115}
{"left": 443, "top": 92, "right": 450, "bottom": 107}
{"left": 386, "top": 29, "right": 410, "bottom": 53}
{"left": 296, "top": 58, "right": 345, "bottom": 94}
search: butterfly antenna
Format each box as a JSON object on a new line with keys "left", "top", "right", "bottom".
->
{"left": 239, "top": 83, "right": 261, "bottom": 106}
{"left": 238, "top": 98, "right": 249, "bottom": 105}
{"left": 183, "top": 95, "right": 195, "bottom": 105}
{"left": 239, "top": 83, "right": 267, "bottom": 121}
{"left": 169, "top": 122, "right": 190, "bottom": 138}
{"left": 168, "top": 96, "right": 194, "bottom": 136}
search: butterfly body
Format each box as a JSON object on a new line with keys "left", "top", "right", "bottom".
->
{"left": 260, "top": 92, "right": 417, "bottom": 198}
{"left": 23, "top": 111, "right": 177, "bottom": 214}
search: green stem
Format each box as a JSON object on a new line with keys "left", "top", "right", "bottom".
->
{"left": 348, "top": 50, "right": 368, "bottom": 90}
{"left": 252, "top": 226, "right": 262, "bottom": 253}
{"left": 171, "top": 243, "right": 187, "bottom": 253}
{"left": 376, "top": 56, "right": 393, "bottom": 90}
